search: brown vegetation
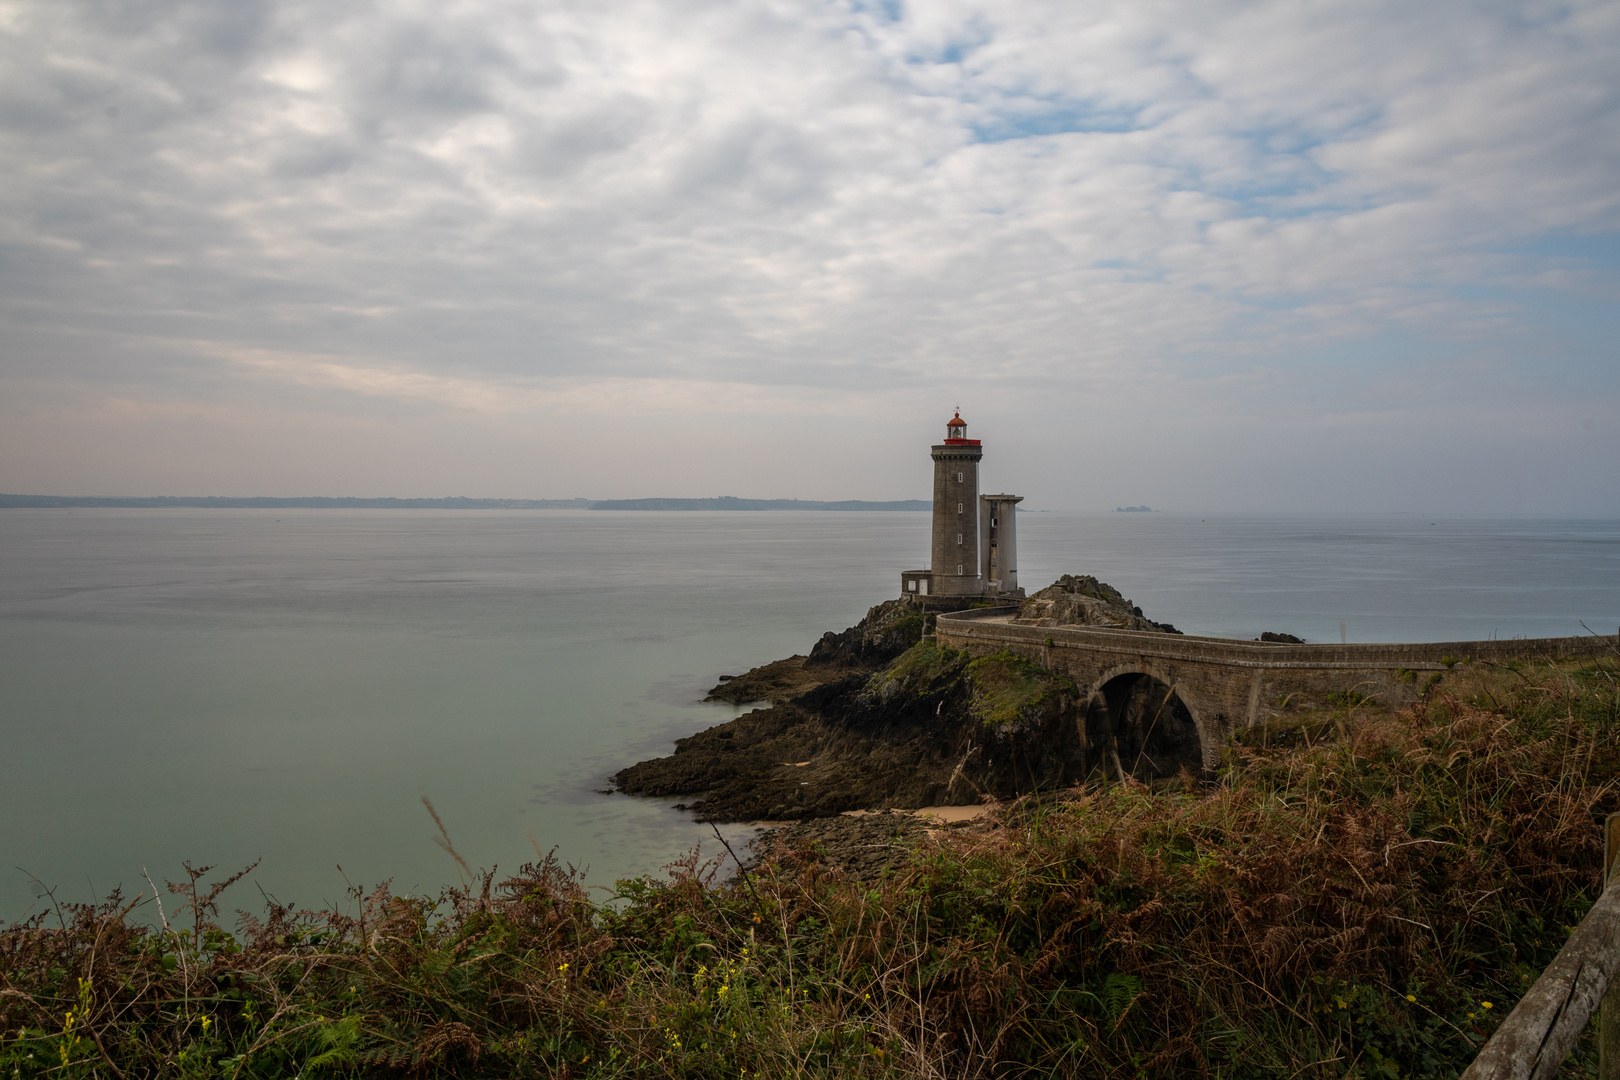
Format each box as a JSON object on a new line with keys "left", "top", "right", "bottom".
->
{"left": 3, "top": 654, "right": 1617, "bottom": 1078}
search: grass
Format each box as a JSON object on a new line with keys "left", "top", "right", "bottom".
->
{"left": 860, "top": 644, "right": 1077, "bottom": 731}
{"left": 861, "top": 640, "right": 968, "bottom": 704}
{"left": 3, "top": 654, "right": 1617, "bottom": 1078}
{"left": 964, "top": 652, "right": 1078, "bottom": 729}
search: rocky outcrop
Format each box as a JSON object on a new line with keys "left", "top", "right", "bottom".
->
{"left": 804, "top": 598, "right": 933, "bottom": 668}
{"left": 1010, "top": 574, "right": 1183, "bottom": 634}
{"left": 614, "top": 576, "right": 1182, "bottom": 822}
{"left": 615, "top": 600, "right": 1089, "bottom": 821}
{"left": 703, "top": 598, "right": 945, "bottom": 705}
{"left": 615, "top": 647, "right": 1088, "bottom": 821}
{"left": 702, "top": 656, "right": 822, "bottom": 706}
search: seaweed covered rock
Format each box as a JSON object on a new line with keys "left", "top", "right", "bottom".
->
{"left": 1011, "top": 574, "right": 1182, "bottom": 634}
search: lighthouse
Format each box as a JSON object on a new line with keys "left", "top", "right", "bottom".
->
{"left": 901, "top": 412, "right": 1023, "bottom": 600}
{"left": 928, "top": 411, "right": 983, "bottom": 595}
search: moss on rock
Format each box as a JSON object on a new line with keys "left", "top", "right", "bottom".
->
{"left": 965, "top": 650, "right": 1079, "bottom": 729}
{"left": 861, "top": 641, "right": 970, "bottom": 706}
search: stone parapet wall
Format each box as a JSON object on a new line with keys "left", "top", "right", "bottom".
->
{"left": 935, "top": 608, "right": 1617, "bottom": 770}
{"left": 937, "top": 609, "right": 1614, "bottom": 670}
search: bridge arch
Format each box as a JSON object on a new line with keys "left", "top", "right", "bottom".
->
{"left": 1082, "top": 664, "right": 1207, "bottom": 781}
{"left": 934, "top": 606, "right": 1617, "bottom": 779}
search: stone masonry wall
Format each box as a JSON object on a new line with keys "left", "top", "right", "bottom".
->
{"left": 936, "top": 607, "right": 1617, "bottom": 769}
{"left": 929, "top": 443, "right": 982, "bottom": 595}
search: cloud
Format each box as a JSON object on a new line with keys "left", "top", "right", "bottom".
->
{"left": 220, "top": 343, "right": 879, "bottom": 418}
{"left": 0, "top": 0, "right": 1616, "bottom": 509}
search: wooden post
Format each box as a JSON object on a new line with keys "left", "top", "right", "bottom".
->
{"left": 1603, "top": 812, "right": 1620, "bottom": 1080}
{"left": 1462, "top": 817, "right": 1620, "bottom": 1080}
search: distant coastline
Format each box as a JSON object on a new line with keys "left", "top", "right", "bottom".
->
{"left": 587, "top": 497, "right": 929, "bottom": 511}
{"left": 0, "top": 494, "right": 931, "bottom": 511}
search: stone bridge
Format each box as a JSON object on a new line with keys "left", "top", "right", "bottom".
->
{"left": 936, "top": 607, "right": 1616, "bottom": 776}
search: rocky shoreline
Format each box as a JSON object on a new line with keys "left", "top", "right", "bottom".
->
{"left": 611, "top": 575, "right": 1189, "bottom": 825}
{"left": 739, "top": 811, "right": 946, "bottom": 881}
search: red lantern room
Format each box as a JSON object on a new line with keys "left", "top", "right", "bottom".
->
{"left": 944, "top": 412, "right": 979, "bottom": 445}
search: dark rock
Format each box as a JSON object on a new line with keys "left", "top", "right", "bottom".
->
{"left": 616, "top": 654, "right": 1086, "bottom": 822}
{"left": 616, "top": 575, "right": 1188, "bottom": 823}
{"left": 702, "top": 655, "right": 819, "bottom": 705}
{"left": 742, "top": 811, "right": 934, "bottom": 881}
{"left": 703, "top": 598, "right": 972, "bottom": 704}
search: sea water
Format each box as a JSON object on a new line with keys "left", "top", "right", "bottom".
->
{"left": 2, "top": 510, "right": 1617, "bottom": 920}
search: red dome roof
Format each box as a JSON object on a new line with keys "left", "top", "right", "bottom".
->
{"left": 942, "top": 412, "right": 979, "bottom": 444}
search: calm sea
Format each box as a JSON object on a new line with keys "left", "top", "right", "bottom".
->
{"left": 2, "top": 510, "right": 1617, "bottom": 920}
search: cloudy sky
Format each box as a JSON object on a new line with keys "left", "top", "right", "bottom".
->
{"left": 1, "top": 0, "right": 1617, "bottom": 513}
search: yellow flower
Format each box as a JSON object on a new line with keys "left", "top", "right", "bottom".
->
{"left": 1406, "top": 995, "right": 1416, "bottom": 1003}
{"left": 1468, "top": 1012, "right": 1476, "bottom": 1019}
{"left": 558, "top": 962, "right": 569, "bottom": 972}
{"left": 1482, "top": 1002, "right": 1493, "bottom": 1010}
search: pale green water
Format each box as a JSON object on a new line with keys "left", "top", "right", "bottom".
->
{"left": 2, "top": 509, "right": 1617, "bottom": 920}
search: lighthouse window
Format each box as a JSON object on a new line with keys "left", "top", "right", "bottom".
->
{"left": 957, "top": 564, "right": 963, "bottom": 575}
{"left": 957, "top": 472, "right": 963, "bottom": 483}
{"left": 957, "top": 502, "right": 962, "bottom": 513}
{"left": 956, "top": 533, "right": 962, "bottom": 544}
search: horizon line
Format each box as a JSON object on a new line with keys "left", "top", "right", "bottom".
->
{"left": 0, "top": 493, "right": 936, "bottom": 511}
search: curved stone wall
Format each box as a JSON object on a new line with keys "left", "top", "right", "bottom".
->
{"left": 935, "top": 607, "right": 1617, "bottom": 770}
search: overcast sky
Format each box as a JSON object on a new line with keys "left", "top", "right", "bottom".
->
{"left": 1, "top": 0, "right": 1617, "bottom": 513}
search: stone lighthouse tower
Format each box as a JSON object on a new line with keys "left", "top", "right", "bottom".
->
{"left": 929, "top": 411, "right": 983, "bottom": 595}
{"left": 901, "top": 411, "right": 1023, "bottom": 600}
